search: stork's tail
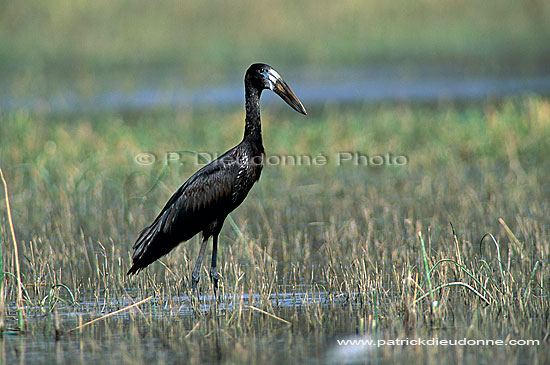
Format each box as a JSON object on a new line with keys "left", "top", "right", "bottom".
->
{"left": 127, "top": 223, "right": 158, "bottom": 275}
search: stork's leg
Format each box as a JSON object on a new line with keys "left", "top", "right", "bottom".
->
{"left": 191, "top": 236, "right": 209, "bottom": 290}
{"left": 210, "top": 234, "right": 221, "bottom": 291}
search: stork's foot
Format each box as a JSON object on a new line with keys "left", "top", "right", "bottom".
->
{"left": 210, "top": 268, "right": 221, "bottom": 292}
{"left": 191, "top": 272, "right": 200, "bottom": 291}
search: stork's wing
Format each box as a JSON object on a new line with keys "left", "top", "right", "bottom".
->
{"left": 128, "top": 151, "right": 238, "bottom": 274}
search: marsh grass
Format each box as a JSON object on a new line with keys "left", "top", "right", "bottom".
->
{"left": 0, "top": 97, "right": 549, "bottom": 363}
{"left": 0, "top": 167, "right": 24, "bottom": 332}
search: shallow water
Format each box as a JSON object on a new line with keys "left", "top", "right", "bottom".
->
{"left": 2, "top": 289, "right": 347, "bottom": 364}
{"left": 1, "top": 288, "right": 544, "bottom": 364}
{"left": 2, "top": 66, "right": 550, "bottom": 114}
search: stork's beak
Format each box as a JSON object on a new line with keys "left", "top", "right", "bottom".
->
{"left": 273, "top": 79, "right": 307, "bottom": 115}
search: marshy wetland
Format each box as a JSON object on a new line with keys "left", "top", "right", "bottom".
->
{"left": 1, "top": 98, "right": 549, "bottom": 363}
{"left": 1, "top": 1, "right": 550, "bottom": 364}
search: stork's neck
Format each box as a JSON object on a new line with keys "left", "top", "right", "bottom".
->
{"left": 243, "top": 85, "right": 263, "bottom": 143}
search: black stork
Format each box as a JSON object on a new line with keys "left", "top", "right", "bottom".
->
{"left": 127, "top": 63, "right": 307, "bottom": 290}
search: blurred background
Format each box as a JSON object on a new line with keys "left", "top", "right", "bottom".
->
{"left": 1, "top": 0, "right": 550, "bottom": 112}
{"left": 1, "top": 3, "right": 549, "bottom": 363}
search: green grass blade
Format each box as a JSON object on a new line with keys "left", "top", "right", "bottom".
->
{"left": 418, "top": 232, "right": 434, "bottom": 310}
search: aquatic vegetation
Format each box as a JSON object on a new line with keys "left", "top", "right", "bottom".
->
{"left": 0, "top": 98, "right": 548, "bottom": 362}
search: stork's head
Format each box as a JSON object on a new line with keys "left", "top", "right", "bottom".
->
{"left": 245, "top": 63, "right": 307, "bottom": 115}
